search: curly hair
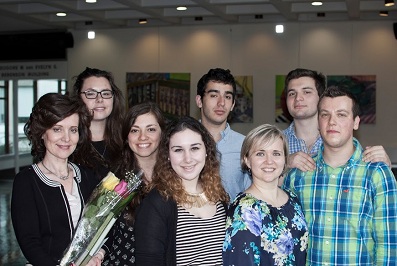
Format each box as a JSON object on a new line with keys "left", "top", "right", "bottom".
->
{"left": 71, "top": 67, "right": 125, "bottom": 166}
{"left": 197, "top": 68, "right": 237, "bottom": 102}
{"left": 114, "top": 102, "right": 167, "bottom": 222}
{"left": 241, "top": 124, "right": 289, "bottom": 177}
{"left": 151, "top": 116, "right": 229, "bottom": 205}
{"left": 24, "top": 93, "right": 99, "bottom": 165}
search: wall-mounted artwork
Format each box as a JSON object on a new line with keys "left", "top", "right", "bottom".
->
{"left": 126, "top": 72, "right": 190, "bottom": 120}
{"left": 230, "top": 75, "right": 253, "bottom": 123}
{"left": 275, "top": 75, "right": 376, "bottom": 124}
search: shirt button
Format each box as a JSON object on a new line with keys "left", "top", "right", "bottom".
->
{"left": 326, "top": 241, "right": 329, "bottom": 245}
{"left": 327, "top": 218, "right": 331, "bottom": 222}
{"left": 331, "top": 174, "right": 336, "bottom": 178}
{"left": 329, "top": 196, "right": 333, "bottom": 200}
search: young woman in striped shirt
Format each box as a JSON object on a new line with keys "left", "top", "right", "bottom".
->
{"left": 134, "top": 116, "right": 229, "bottom": 266}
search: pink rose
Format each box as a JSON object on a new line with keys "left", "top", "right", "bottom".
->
{"left": 114, "top": 180, "right": 128, "bottom": 196}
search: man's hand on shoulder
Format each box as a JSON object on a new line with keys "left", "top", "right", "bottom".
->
{"left": 288, "top": 151, "right": 316, "bottom": 172}
{"left": 363, "top": 146, "right": 391, "bottom": 167}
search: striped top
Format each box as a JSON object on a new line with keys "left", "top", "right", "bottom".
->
{"left": 176, "top": 201, "right": 226, "bottom": 266}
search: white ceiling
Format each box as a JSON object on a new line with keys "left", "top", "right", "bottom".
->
{"left": 0, "top": 0, "right": 396, "bottom": 33}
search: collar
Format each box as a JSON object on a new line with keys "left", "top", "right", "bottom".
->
{"left": 219, "top": 122, "right": 231, "bottom": 140}
{"left": 316, "top": 138, "right": 362, "bottom": 169}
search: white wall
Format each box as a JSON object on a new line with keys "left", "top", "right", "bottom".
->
{"left": 67, "top": 21, "right": 397, "bottom": 162}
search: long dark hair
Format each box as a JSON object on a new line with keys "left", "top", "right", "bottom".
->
{"left": 71, "top": 67, "right": 125, "bottom": 166}
{"left": 116, "top": 102, "right": 166, "bottom": 222}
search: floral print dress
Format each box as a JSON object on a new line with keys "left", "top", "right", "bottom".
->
{"left": 223, "top": 191, "right": 308, "bottom": 266}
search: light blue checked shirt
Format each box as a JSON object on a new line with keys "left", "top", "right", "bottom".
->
{"left": 283, "top": 121, "right": 322, "bottom": 155}
{"left": 217, "top": 123, "right": 251, "bottom": 200}
{"left": 284, "top": 138, "right": 397, "bottom": 265}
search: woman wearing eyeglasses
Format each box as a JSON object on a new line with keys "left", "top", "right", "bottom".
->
{"left": 71, "top": 67, "right": 125, "bottom": 179}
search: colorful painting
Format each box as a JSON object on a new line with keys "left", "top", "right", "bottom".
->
{"left": 230, "top": 75, "right": 253, "bottom": 123}
{"left": 126, "top": 73, "right": 190, "bottom": 120}
{"left": 275, "top": 75, "right": 376, "bottom": 124}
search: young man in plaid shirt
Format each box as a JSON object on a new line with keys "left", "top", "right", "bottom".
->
{"left": 284, "top": 86, "right": 397, "bottom": 265}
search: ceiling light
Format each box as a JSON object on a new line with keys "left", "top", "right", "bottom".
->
{"left": 88, "top": 31, "right": 95, "bottom": 39}
{"left": 176, "top": 6, "right": 187, "bottom": 11}
{"left": 86, "top": 0, "right": 97, "bottom": 3}
{"left": 385, "top": 0, "right": 395, "bottom": 6}
{"left": 275, "top": 24, "right": 284, "bottom": 34}
{"left": 379, "top": 11, "right": 389, "bottom": 16}
{"left": 139, "top": 18, "right": 147, "bottom": 24}
{"left": 311, "top": 1, "right": 323, "bottom": 6}
{"left": 56, "top": 12, "right": 66, "bottom": 17}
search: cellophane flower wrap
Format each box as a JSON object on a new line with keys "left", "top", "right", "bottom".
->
{"left": 59, "top": 170, "right": 142, "bottom": 266}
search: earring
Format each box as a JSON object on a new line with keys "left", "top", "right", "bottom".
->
{"left": 247, "top": 168, "right": 252, "bottom": 175}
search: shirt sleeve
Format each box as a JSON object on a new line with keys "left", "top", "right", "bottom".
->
{"left": 134, "top": 191, "right": 171, "bottom": 266}
{"left": 372, "top": 165, "right": 397, "bottom": 265}
{"left": 11, "top": 172, "right": 59, "bottom": 265}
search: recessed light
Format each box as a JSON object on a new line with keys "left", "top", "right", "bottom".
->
{"left": 56, "top": 12, "right": 66, "bottom": 17}
{"left": 86, "top": 0, "right": 96, "bottom": 3}
{"left": 88, "top": 31, "right": 95, "bottom": 39}
{"left": 176, "top": 6, "right": 187, "bottom": 11}
{"left": 379, "top": 11, "right": 389, "bottom": 16}
{"left": 139, "top": 18, "right": 147, "bottom": 24}
{"left": 275, "top": 25, "right": 284, "bottom": 33}
{"left": 311, "top": 1, "right": 323, "bottom": 6}
{"left": 385, "top": 0, "right": 394, "bottom": 7}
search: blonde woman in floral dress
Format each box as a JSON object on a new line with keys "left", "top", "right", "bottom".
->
{"left": 223, "top": 124, "right": 308, "bottom": 266}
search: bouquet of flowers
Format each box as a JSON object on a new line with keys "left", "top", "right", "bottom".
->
{"left": 59, "top": 170, "right": 142, "bottom": 266}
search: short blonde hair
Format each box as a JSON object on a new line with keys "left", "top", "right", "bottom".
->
{"left": 241, "top": 124, "right": 289, "bottom": 175}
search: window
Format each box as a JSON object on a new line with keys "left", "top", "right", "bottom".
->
{"left": 0, "top": 79, "right": 67, "bottom": 156}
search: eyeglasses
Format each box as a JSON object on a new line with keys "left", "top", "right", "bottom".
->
{"left": 80, "top": 90, "right": 114, "bottom": 99}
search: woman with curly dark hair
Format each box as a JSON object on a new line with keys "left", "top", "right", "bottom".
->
{"left": 134, "top": 116, "right": 229, "bottom": 266}
{"left": 71, "top": 67, "right": 125, "bottom": 177}
{"left": 11, "top": 93, "right": 98, "bottom": 265}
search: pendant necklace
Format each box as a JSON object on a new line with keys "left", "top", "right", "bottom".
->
{"left": 42, "top": 161, "right": 70, "bottom": 181}
{"left": 186, "top": 191, "right": 209, "bottom": 208}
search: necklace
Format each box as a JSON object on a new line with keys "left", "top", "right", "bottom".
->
{"left": 186, "top": 191, "right": 209, "bottom": 208}
{"left": 41, "top": 161, "right": 70, "bottom": 181}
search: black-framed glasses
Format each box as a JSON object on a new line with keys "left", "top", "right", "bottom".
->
{"left": 80, "top": 90, "right": 114, "bottom": 99}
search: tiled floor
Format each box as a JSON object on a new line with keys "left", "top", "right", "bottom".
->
{"left": 0, "top": 179, "right": 27, "bottom": 265}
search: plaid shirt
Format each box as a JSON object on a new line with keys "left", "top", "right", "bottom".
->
{"left": 283, "top": 122, "right": 322, "bottom": 155}
{"left": 284, "top": 138, "right": 397, "bottom": 266}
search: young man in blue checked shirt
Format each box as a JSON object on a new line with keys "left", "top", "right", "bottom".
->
{"left": 282, "top": 68, "right": 390, "bottom": 173}
{"left": 284, "top": 85, "right": 397, "bottom": 265}
{"left": 196, "top": 68, "right": 251, "bottom": 200}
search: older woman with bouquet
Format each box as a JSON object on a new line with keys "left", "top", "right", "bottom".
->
{"left": 11, "top": 93, "right": 99, "bottom": 265}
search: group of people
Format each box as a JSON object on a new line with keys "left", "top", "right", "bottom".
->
{"left": 10, "top": 66, "right": 397, "bottom": 266}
